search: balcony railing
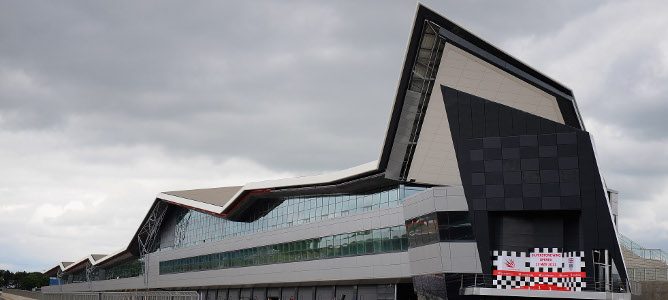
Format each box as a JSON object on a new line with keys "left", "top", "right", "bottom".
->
{"left": 619, "top": 234, "right": 667, "bottom": 263}
{"left": 454, "top": 274, "right": 639, "bottom": 296}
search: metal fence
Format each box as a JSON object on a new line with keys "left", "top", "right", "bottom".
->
{"left": 619, "top": 234, "right": 668, "bottom": 263}
{"left": 39, "top": 291, "right": 198, "bottom": 300}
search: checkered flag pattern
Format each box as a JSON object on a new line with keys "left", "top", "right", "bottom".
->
{"left": 492, "top": 250, "right": 527, "bottom": 289}
{"left": 563, "top": 251, "right": 586, "bottom": 291}
{"left": 492, "top": 249, "right": 586, "bottom": 292}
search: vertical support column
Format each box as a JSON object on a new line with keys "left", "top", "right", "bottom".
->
{"left": 605, "top": 249, "right": 610, "bottom": 292}
{"left": 137, "top": 201, "right": 168, "bottom": 288}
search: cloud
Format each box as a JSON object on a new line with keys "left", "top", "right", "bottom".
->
{"left": 0, "top": 126, "right": 292, "bottom": 271}
{"left": 0, "top": 0, "right": 667, "bottom": 271}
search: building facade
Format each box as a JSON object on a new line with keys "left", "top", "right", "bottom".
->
{"left": 43, "top": 5, "right": 633, "bottom": 300}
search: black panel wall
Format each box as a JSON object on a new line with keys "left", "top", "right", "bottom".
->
{"left": 440, "top": 85, "right": 627, "bottom": 281}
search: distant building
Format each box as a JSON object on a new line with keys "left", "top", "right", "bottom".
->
{"left": 43, "top": 4, "right": 634, "bottom": 300}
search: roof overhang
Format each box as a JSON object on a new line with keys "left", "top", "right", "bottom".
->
{"left": 154, "top": 160, "right": 381, "bottom": 218}
{"left": 94, "top": 249, "right": 135, "bottom": 269}
{"left": 62, "top": 254, "right": 106, "bottom": 273}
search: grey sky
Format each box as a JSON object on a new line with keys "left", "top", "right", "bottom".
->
{"left": 0, "top": 0, "right": 667, "bottom": 271}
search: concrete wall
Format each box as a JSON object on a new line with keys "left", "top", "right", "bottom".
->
{"left": 402, "top": 186, "right": 467, "bottom": 221}
{"left": 402, "top": 187, "right": 482, "bottom": 275}
{"left": 42, "top": 277, "right": 146, "bottom": 293}
{"left": 407, "top": 242, "right": 481, "bottom": 276}
{"left": 150, "top": 253, "right": 409, "bottom": 289}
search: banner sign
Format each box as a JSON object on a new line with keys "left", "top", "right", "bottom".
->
{"left": 530, "top": 252, "right": 562, "bottom": 268}
{"left": 492, "top": 248, "right": 586, "bottom": 291}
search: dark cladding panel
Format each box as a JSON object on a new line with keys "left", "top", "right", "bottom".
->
{"left": 240, "top": 289, "right": 251, "bottom": 300}
{"left": 267, "top": 288, "right": 281, "bottom": 299}
{"left": 281, "top": 288, "right": 297, "bottom": 300}
{"left": 470, "top": 95, "right": 486, "bottom": 138}
{"left": 498, "top": 106, "right": 515, "bottom": 136}
{"left": 540, "top": 118, "right": 557, "bottom": 134}
{"left": 458, "top": 94, "right": 474, "bottom": 139}
{"left": 335, "top": 286, "right": 356, "bottom": 300}
{"left": 252, "top": 288, "right": 266, "bottom": 300}
{"left": 440, "top": 85, "right": 627, "bottom": 280}
{"left": 557, "top": 96, "right": 582, "bottom": 129}
{"left": 315, "top": 286, "right": 334, "bottom": 300}
{"left": 297, "top": 287, "right": 314, "bottom": 300}
{"left": 216, "top": 289, "right": 228, "bottom": 300}
{"left": 228, "top": 289, "right": 240, "bottom": 300}
{"left": 525, "top": 114, "right": 540, "bottom": 135}
{"left": 512, "top": 109, "right": 527, "bottom": 134}
{"left": 491, "top": 213, "right": 565, "bottom": 252}
{"left": 484, "top": 101, "right": 500, "bottom": 136}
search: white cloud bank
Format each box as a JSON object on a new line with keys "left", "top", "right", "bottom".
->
{"left": 0, "top": 127, "right": 292, "bottom": 271}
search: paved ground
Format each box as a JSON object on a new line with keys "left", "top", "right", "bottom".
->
{"left": 0, "top": 292, "right": 37, "bottom": 300}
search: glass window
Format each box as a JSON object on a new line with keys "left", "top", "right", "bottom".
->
{"left": 437, "top": 211, "right": 474, "bottom": 241}
{"left": 333, "top": 234, "right": 342, "bottom": 257}
{"left": 341, "top": 233, "right": 349, "bottom": 256}
{"left": 356, "top": 232, "right": 365, "bottom": 254}
{"left": 373, "top": 229, "right": 382, "bottom": 253}
{"left": 381, "top": 227, "right": 392, "bottom": 252}
{"left": 390, "top": 226, "right": 402, "bottom": 251}
{"left": 158, "top": 225, "right": 408, "bottom": 275}
{"left": 349, "top": 232, "right": 358, "bottom": 256}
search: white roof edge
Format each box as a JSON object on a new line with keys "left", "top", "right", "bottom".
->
{"left": 58, "top": 262, "right": 72, "bottom": 270}
{"left": 243, "top": 160, "right": 379, "bottom": 190}
{"left": 62, "top": 256, "right": 93, "bottom": 272}
{"left": 93, "top": 248, "right": 129, "bottom": 266}
{"left": 157, "top": 192, "right": 225, "bottom": 214}
{"left": 220, "top": 160, "right": 380, "bottom": 212}
{"left": 55, "top": 248, "right": 130, "bottom": 273}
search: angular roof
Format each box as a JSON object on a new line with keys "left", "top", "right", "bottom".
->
{"left": 164, "top": 186, "right": 243, "bottom": 207}
{"left": 44, "top": 261, "right": 75, "bottom": 277}
{"left": 157, "top": 161, "right": 379, "bottom": 216}
{"left": 62, "top": 254, "right": 107, "bottom": 272}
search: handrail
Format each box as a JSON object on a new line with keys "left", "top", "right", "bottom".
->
{"left": 618, "top": 234, "right": 667, "bottom": 263}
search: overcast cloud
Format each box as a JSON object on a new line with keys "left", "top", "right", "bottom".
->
{"left": 0, "top": 0, "right": 667, "bottom": 271}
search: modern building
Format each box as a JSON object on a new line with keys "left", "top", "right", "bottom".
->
{"left": 43, "top": 4, "right": 635, "bottom": 300}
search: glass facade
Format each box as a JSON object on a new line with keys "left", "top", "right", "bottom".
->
{"left": 405, "top": 212, "right": 474, "bottom": 248}
{"left": 98, "top": 259, "right": 143, "bottom": 281}
{"left": 65, "top": 270, "right": 86, "bottom": 284}
{"left": 165, "top": 185, "right": 425, "bottom": 250}
{"left": 159, "top": 225, "right": 408, "bottom": 275}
